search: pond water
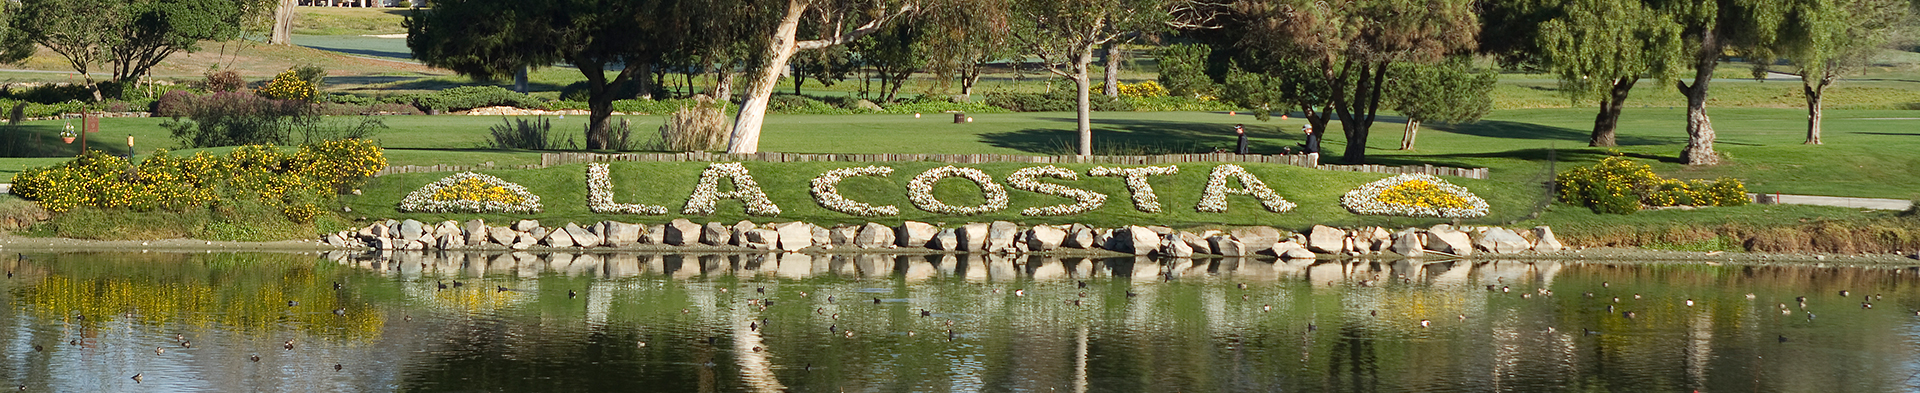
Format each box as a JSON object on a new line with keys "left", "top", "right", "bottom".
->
{"left": 1, "top": 251, "right": 1918, "bottom": 392}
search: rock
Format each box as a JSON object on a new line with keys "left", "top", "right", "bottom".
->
{"left": 543, "top": 226, "right": 578, "bottom": 248}
{"left": 564, "top": 223, "right": 599, "bottom": 248}
{"left": 829, "top": 225, "right": 859, "bottom": 246}
{"left": 702, "top": 222, "right": 731, "bottom": 246}
{"left": 1366, "top": 227, "right": 1392, "bottom": 253}
{"left": 854, "top": 99, "right": 884, "bottom": 111}
{"left": 856, "top": 222, "right": 895, "bottom": 249}
{"left": 645, "top": 224, "right": 666, "bottom": 244}
{"left": 1178, "top": 231, "right": 1213, "bottom": 254}
{"left": 437, "top": 221, "right": 461, "bottom": 238}
{"left": 665, "top": 219, "right": 701, "bottom": 246}
{"left": 1027, "top": 225, "right": 1067, "bottom": 251}
{"left": 1094, "top": 229, "right": 1115, "bottom": 250}
{"left": 1425, "top": 227, "right": 1472, "bottom": 256}
{"left": 1146, "top": 226, "right": 1174, "bottom": 236}
{"left": 357, "top": 224, "right": 379, "bottom": 239}
{"left": 744, "top": 229, "right": 778, "bottom": 249}
{"left": 896, "top": 221, "right": 939, "bottom": 248}
{"left": 1475, "top": 227, "right": 1532, "bottom": 254}
{"left": 1211, "top": 236, "right": 1247, "bottom": 257}
{"left": 399, "top": 220, "right": 425, "bottom": 241}
{"left": 604, "top": 221, "right": 643, "bottom": 247}
{"left": 1122, "top": 226, "right": 1161, "bottom": 255}
{"left": 730, "top": 220, "right": 757, "bottom": 245}
{"left": 1307, "top": 225, "right": 1346, "bottom": 254}
{"left": 988, "top": 221, "right": 1020, "bottom": 252}
{"left": 437, "top": 233, "right": 460, "bottom": 250}
{"left": 932, "top": 228, "right": 960, "bottom": 250}
{"left": 514, "top": 220, "right": 540, "bottom": 232}
{"left": 529, "top": 227, "right": 549, "bottom": 241}
{"left": 464, "top": 219, "right": 488, "bottom": 246}
{"left": 1531, "top": 226, "right": 1564, "bottom": 253}
{"left": 1230, "top": 226, "right": 1283, "bottom": 254}
{"left": 1063, "top": 224, "right": 1096, "bottom": 249}
{"left": 1282, "top": 247, "right": 1317, "bottom": 260}
{"left": 1391, "top": 229, "right": 1425, "bottom": 257}
{"left": 811, "top": 225, "right": 830, "bottom": 247}
{"left": 510, "top": 232, "right": 535, "bottom": 250}
{"left": 959, "top": 223, "right": 991, "bottom": 251}
{"left": 774, "top": 222, "right": 813, "bottom": 251}
{"left": 1165, "top": 234, "right": 1194, "bottom": 257}
{"left": 489, "top": 227, "right": 517, "bottom": 245}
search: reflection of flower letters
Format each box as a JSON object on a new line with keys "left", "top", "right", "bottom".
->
{"left": 1008, "top": 166, "right": 1106, "bottom": 216}
{"left": 907, "top": 166, "right": 1009, "bottom": 215}
{"left": 811, "top": 166, "right": 900, "bottom": 217}
{"left": 683, "top": 163, "right": 782, "bottom": 216}
{"left": 1089, "top": 165, "right": 1178, "bottom": 213}
{"left": 1197, "top": 164, "right": 1295, "bottom": 213}
{"left": 587, "top": 163, "right": 667, "bottom": 215}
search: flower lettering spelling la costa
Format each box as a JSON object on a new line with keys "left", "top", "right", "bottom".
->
{"left": 907, "top": 166, "right": 1010, "bottom": 215}
{"left": 400, "top": 172, "right": 542, "bottom": 213}
{"left": 684, "top": 162, "right": 782, "bottom": 216}
{"left": 1089, "top": 165, "right": 1178, "bottom": 213}
{"left": 587, "top": 163, "right": 668, "bottom": 215}
{"left": 1197, "top": 164, "right": 1295, "bottom": 213}
{"left": 811, "top": 166, "right": 900, "bottom": 217}
{"left": 1008, "top": 165, "right": 1106, "bottom": 216}
{"left": 1341, "top": 173, "right": 1488, "bottom": 218}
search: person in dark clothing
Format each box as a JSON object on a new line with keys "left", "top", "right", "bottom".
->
{"left": 1301, "top": 124, "right": 1322, "bottom": 154}
{"left": 1234, "top": 124, "right": 1248, "bottom": 154}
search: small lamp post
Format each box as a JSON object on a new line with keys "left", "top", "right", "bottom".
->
{"left": 127, "top": 134, "right": 135, "bottom": 160}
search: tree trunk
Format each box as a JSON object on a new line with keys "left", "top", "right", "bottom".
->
{"left": 1804, "top": 70, "right": 1833, "bottom": 145}
{"left": 1399, "top": 120, "right": 1418, "bottom": 150}
{"left": 1590, "top": 77, "right": 1635, "bottom": 147}
{"left": 513, "top": 65, "right": 528, "bottom": 94}
{"left": 1102, "top": 42, "right": 1120, "bottom": 97}
{"left": 713, "top": 64, "right": 737, "bottom": 102}
{"left": 633, "top": 59, "right": 655, "bottom": 100}
{"left": 726, "top": 0, "right": 808, "bottom": 154}
{"left": 1676, "top": 30, "right": 1721, "bottom": 165}
{"left": 271, "top": 0, "right": 296, "bottom": 45}
{"left": 1336, "top": 61, "right": 1385, "bottom": 164}
{"left": 1074, "top": 48, "right": 1095, "bottom": 156}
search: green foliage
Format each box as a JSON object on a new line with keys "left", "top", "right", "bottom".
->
{"left": 878, "top": 100, "right": 1011, "bottom": 115}
{"left": 1221, "top": 63, "right": 1289, "bottom": 121}
{"left": 1555, "top": 155, "right": 1750, "bottom": 214}
{"left": 983, "top": 90, "right": 1133, "bottom": 112}
{"left": 12, "top": 0, "right": 247, "bottom": 83}
{"left": 768, "top": 95, "right": 856, "bottom": 115}
{"left": 389, "top": 86, "right": 547, "bottom": 113}
{"left": 484, "top": 116, "right": 574, "bottom": 150}
{"left": 1122, "top": 96, "right": 1235, "bottom": 112}
{"left": 1532, "top": 0, "right": 1683, "bottom": 101}
{"left": 1388, "top": 56, "right": 1497, "bottom": 124}
{"left": 1157, "top": 43, "right": 1219, "bottom": 99}
{"left": 161, "top": 92, "right": 318, "bottom": 148}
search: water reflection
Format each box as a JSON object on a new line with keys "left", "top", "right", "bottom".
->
{"left": 3, "top": 251, "right": 1919, "bottom": 392}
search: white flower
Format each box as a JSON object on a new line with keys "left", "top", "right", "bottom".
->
{"left": 1089, "top": 165, "right": 1178, "bottom": 213}
{"left": 1196, "top": 164, "right": 1295, "bottom": 213}
{"left": 1340, "top": 173, "right": 1489, "bottom": 218}
{"left": 906, "top": 165, "right": 1009, "bottom": 215}
{"left": 586, "top": 163, "right": 667, "bottom": 215}
{"left": 398, "top": 172, "right": 542, "bottom": 214}
{"left": 1007, "top": 165, "right": 1106, "bottom": 216}
{"left": 683, "top": 162, "right": 782, "bottom": 216}
{"left": 810, "top": 166, "right": 901, "bottom": 217}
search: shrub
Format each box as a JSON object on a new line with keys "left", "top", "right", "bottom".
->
{"left": 1093, "top": 81, "right": 1169, "bottom": 98}
{"left": 205, "top": 70, "right": 245, "bottom": 93}
{"left": 161, "top": 92, "right": 317, "bottom": 148}
{"left": 154, "top": 90, "right": 197, "bottom": 117}
{"left": 392, "top": 85, "right": 547, "bottom": 113}
{"left": 1158, "top": 44, "right": 1220, "bottom": 100}
{"left": 2, "top": 83, "right": 95, "bottom": 103}
{"left": 557, "top": 79, "right": 643, "bottom": 102}
{"left": 484, "top": 116, "right": 573, "bottom": 150}
{"left": 318, "top": 93, "right": 376, "bottom": 106}
{"left": 1556, "top": 156, "right": 1749, "bottom": 214}
{"left": 1121, "top": 96, "right": 1236, "bottom": 112}
{"left": 292, "top": 65, "right": 327, "bottom": 88}
{"left": 257, "top": 69, "right": 318, "bottom": 101}
{"left": 11, "top": 141, "right": 386, "bottom": 216}
{"left": 656, "top": 101, "right": 729, "bottom": 151}
{"left": 983, "top": 89, "right": 1133, "bottom": 112}
{"left": 768, "top": 94, "right": 854, "bottom": 114}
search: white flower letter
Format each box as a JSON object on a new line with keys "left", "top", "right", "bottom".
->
{"left": 1197, "top": 164, "right": 1295, "bottom": 213}
{"left": 811, "top": 166, "right": 900, "bottom": 217}
{"left": 683, "top": 162, "right": 782, "bottom": 216}
{"left": 586, "top": 163, "right": 668, "bottom": 215}
{"left": 906, "top": 166, "right": 1009, "bottom": 215}
{"left": 1089, "top": 165, "right": 1178, "bottom": 213}
{"left": 1007, "top": 165, "right": 1106, "bottom": 216}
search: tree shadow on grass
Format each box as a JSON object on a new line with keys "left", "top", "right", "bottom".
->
{"left": 0, "top": 124, "right": 130, "bottom": 158}
{"left": 1432, "top": 119, "right": 1682, "bottom": 146}
{"left": 1363, "top": 148, "right": 1683, "bottom": 169}
{"left": 1850, "top": 132, "right": 1920, "bottom": 137}
{"left": 981, "top": 117, "right": 1310, "bottom": 155}
{"left": 297, "top": 45, "right": 415, "bottom": 60}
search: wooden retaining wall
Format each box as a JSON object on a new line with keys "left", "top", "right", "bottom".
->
{"left": 378, "top": 152, "right": 1490, "bottom": 180}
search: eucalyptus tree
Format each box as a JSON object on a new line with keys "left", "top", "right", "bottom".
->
{"left": 10, "top": 0, "right": 247, "bottom": 100}
{"left": 408, "top": 0, "right": 693, "bottom": 149}
{"left": 1010, "top": 0, "right": 1173, "bottom": 156}
{"left": 919, "top": 0, "right": 1013, "bottom": 99}
{"left": 1768, "top": 0, "right": 1910, "bottom": 144}
{"left": 723, "top": 0, "right": 920, "bottom": 154}
{"left": 1533, "top": 0, "right": 1683, "bottom": 147}
{"left": 1386, "top": 57, "right": 1496, "bottom": 151}
{"left": 1229, "top": 0, "right": 1480, "bottom": 164}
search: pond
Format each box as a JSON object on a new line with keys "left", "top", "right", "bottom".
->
{"left": 1, "top": 251, "right": 1917, "bottom": 392}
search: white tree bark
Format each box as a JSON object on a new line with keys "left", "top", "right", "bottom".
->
{"left": 725, "top": 0, "right": 809, "bottom": 154}
{"left": 270, "top": 0, "right": 296, "bottom": 45}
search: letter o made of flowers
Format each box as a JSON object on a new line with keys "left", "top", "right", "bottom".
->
{"left": 907, "top": 166, "right": 1009, "bottom": 215}
{"left": 811, "top": 166, "right": 900, "bottom": 217}
{"left": 1008, "top": 165, "right": 1106, "bottom": 216}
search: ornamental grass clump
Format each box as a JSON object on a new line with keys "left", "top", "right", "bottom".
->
{"left": 657, "top": 101, "right": 729, "bottom": 152}
{"left": 1555, "top": 156, "right": 1748, "bottom": 214}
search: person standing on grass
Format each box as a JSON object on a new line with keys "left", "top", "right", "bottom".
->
{"left": 1235, "top": 124, "right": 1248, "bottom": 154}
{"left": 1301, "top": 123, "right": 1322, "bottom": 164}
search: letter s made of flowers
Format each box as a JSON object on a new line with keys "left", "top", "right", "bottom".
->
{"left": 810, "top": 166, "right": 901, "bottom": 217}
{"left": 1007, "top": 165, "right": 1106, "bottom": 216}
{"left": 683, "top": 162, "right": 782, "bottom": 216}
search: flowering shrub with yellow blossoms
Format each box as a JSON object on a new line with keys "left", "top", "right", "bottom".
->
{"left": 10, "top": 140, "right": 386, "bottom": 222}
{"left": 1555, "top": 156, "right": 1748, "bottom": 214}
{"left": 256, "top": 69, "right": 317, "bottom": 101}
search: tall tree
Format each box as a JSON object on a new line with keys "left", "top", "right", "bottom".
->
{"left": 1767, "top": 0, "right": 1909, "bottom": 144}
{"left": 919, "top": 0, "right": 1013, "bottom": 99}
{"left": 12, "top": 0, "right": 124, "bottom": 99}
{"left": 0, "top": 1, "right": 42, "bottom": 65}
{"left": 1231, "top": 0, "right": 1480, "bottom": 164}
{"left": 723, "top": 0, "right": 918, "bottom": 154}
{"left": 855, "top": 18, "right": 927, "bottom": 102}
{"left": 1386, "top": 57, "right": 1496, "bottom": 150}
{"left": 408, "top": 0, "right": 689, "bottom": 150}
{"left": 1662, "top": 0, "right": 1786, "bottom": 165}
{"left": 1011, "top": 0, "right": 1170, "bottom": 156}
{"left": 1533, "top": 0, "right": 1683, "bottom": 147}
{"left": 11, "top": 0, "right": 244, "bottom": 99}
{"left": 270, "top": 0, "right": 295, "bottom": 45}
